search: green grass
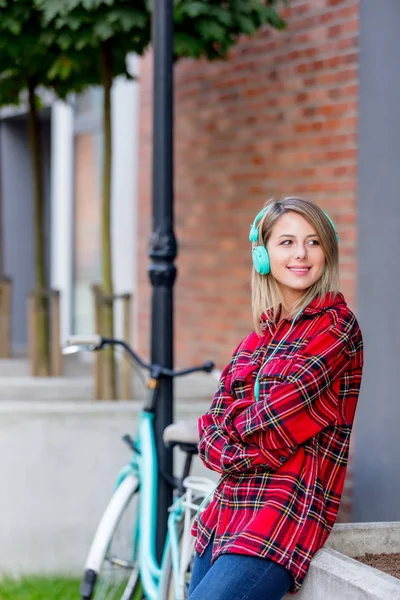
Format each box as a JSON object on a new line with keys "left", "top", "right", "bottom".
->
{"left": 0, "top": 577, "right": 80, "bottom": 600}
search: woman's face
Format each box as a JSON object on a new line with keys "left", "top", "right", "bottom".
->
{"left": 267, "top": 211, "right": 326, "bottom": 307}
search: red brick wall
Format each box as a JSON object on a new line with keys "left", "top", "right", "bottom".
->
{"left": 137, "top": 0, "right": 359, "bottom": 371}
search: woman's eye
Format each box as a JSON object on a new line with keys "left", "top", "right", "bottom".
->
{"left": 280, "top": 239, "right": 319, "bottom": 246}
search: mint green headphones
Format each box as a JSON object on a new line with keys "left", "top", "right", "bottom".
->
{"left": 249, "top": 203, "right": 339, "bottom": 275}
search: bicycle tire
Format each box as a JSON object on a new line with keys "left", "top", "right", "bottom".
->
{"left": 80, "top": 474, "right": 142, "bottom": 600}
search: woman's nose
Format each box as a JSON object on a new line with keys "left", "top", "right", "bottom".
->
{"left": 295, "top": 245, "right": 307, "bottom": 259}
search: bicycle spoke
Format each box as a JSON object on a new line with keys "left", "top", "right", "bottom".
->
{"left": 94, "top": 564, "right": 130, "bottom": 599}
{"left": 93, "top": 558, "right": 132, "bottom": 599}
{"left": 121, "top": 567, "right": 141, "bottom": 600}
{"left": 93, "top": 573, "right": 109, "bottom": 600}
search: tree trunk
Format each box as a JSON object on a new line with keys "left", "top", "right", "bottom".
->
{"left": 100, "top": 42, "right": 116, "bottom": 399}
{"left": 27, "top": 79, "right": 50, "bottom": 376}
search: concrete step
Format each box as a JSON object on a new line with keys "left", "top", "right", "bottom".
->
{"left": 0, "top": 355, "right": 92, "bottom": 378}
{"left": 0, "top": 376, "right": 95, "bottom": 401}
{"left": 0, "top": 357, "right": 218, "bottom": 403}
{"left": 0, "top": 358, "right": 31, "bottom": 377}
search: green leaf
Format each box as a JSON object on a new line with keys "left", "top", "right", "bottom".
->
{"left": 35, "top": 93, "right": 45, "bottom": 110}
{"left": 264, "top": 6, "right": 286, "bottom": 29}
{"left": 5, "top": 18, "right": 22, "bottom": 35}
{"left": 195, "top": 19, "right": 226, "bottom": 42}
{"left": 48, "top": 55, "right": 74, "bottom": 80}
{"left": 94, "top": 20, "right": 115, "bottom": 39}
{"left": 0, "top": 71, "right": 25, "bottom": 108}
{"left": 75, "top": 37, "right": 89, "bottom": 50}
{"left": 39, "top": 31, "right": 56, "bottom": 45}
{"left": 173, "top": 32, "right": 204, "bottom": 59}
{"left": 82, "top": 0, "right": 97, "bottom": 9}
{"left": 64, "top": 15, "right": 82, "bottom": 31}
{"left": 209, "top": 7, "right": 232, "bottom": 27}
{"left": 106, "top": 8, "right": 148, "bottom": 30}
{"left": 37, "top": 0, "right": 77, "bottom": 22}
{"left": 236, "top": 15, "right": 257, "bottom": 35}
{"left": 182, "top": 2, "right": 208, "bottom": 18}
{"left": 56, "top": 31, "right": 74, "bottom": 50}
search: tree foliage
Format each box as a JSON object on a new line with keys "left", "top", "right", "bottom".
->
{"left": 0, "top": 0, "right": 52, "bottom": 105}
{"left": 36, "top": 0, "right": 150, "bottom": 85}
{"left": 0, "top": 0, "right": 102, "bottom": 106}
{"left": 173, "top": 0, "right": 286, "bottom": 60}
{"left": 37, "top": 0, "right": 286, "bottom": 67}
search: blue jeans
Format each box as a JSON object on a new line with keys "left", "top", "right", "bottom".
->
{"left": 188, "top": 537, "right": 293, "bottom": 600}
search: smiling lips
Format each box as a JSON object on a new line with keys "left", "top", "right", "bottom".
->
{"left": 287, "top": 266, "right": 311, "bottom": 276}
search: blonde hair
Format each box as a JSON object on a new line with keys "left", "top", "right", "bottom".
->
{"left": 252, "top": 196, "right": 340, "bottom": 334}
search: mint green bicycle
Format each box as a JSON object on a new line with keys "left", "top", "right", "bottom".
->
{"left": 64, "top": 335, "right": 216, "bottom": 600}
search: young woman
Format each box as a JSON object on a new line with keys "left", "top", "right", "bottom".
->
{"left": 188, "top": 197, "right": 364, "bottom": 600}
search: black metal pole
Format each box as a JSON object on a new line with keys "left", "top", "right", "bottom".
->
{"left": 148, "top": 0, "right": 177, "bottom": 562}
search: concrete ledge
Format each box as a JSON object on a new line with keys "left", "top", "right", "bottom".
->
{"left": 295, "top": 547, "right": 400, "bottom": 600}
{"left": 327, "top": 521, "right": 400, "bottom": 556}
{"left": 290, "top": 522, "right": 400, "bottom": 599}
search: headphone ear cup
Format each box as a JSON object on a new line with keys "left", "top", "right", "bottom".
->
{"left": 252, "top": 246, "right": 270, "bottom": 275}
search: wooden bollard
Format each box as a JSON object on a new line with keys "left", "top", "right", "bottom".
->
{"left": 50, "top": 291, "right": 62, "bottom": 376}
{"left": 91, "top": 285, "right": 133, "bottom": 400}
{"left": 27, "top": 288, "right": 63, "bottom": 376}
{"left": 28, "top": 292, "right": 38, "bottom": 375}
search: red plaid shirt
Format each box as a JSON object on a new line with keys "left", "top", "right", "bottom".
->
{"left": 192, "top": 293, "right": 363, "bottom": 593}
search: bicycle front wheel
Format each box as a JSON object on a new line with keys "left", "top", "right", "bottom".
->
{"left": 80, "top": 473, "right": 142, "bottom": 600}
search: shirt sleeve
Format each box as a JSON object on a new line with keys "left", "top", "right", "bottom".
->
{"left": 198, "top": 340, "right": 296, "bottom": 475}
{"left": 222, "top": 325, "right": 354, "bottom": 452}
{"left": 197, "top": 373, "right": 232, "bottom": 474}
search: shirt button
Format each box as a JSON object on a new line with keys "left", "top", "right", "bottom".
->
{"left": 280, "top": 456, "right": 287, "bottom": 464}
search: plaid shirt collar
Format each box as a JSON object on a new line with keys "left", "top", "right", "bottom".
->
{"left": 262, "top": 292, "right": 346, "bottom": 325}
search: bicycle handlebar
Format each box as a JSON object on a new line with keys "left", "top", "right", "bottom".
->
{"left": 65, "top": 334, "right": 102, "bottom": 349}
{"left": 63, "top": 335, "right": 215, "bottom": 379}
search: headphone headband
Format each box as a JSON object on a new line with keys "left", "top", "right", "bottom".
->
{"left": 249, "top": 205, "right": 274, "bottom": 243}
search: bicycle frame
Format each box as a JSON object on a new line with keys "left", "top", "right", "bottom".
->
{"left": 113, "top": 408, "right": 158, "bottom": 600}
